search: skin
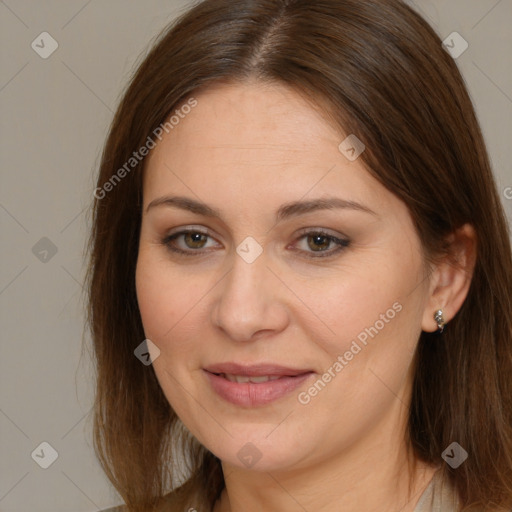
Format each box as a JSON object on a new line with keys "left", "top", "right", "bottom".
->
{"left": 135, "top": 81, "right": 476, "bottom": 512}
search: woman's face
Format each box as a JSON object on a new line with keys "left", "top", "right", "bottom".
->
{"left": 136, "top": 81, "right": 432, "bottom": 472}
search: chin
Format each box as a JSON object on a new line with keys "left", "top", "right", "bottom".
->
{"left": 202, "top": 433, "right": 312, "bottom": 473}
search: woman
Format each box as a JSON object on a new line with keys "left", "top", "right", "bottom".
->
{"left": 87, "top": 1, "right": 512, "bottom": 511}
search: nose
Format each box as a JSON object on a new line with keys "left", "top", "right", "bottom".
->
{"left": 211, "top": 248, "right": 289, "bottom": 343}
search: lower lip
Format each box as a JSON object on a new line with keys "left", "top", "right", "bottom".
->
{"left": 204, "top": 370, "right": 314, "bottom": 407}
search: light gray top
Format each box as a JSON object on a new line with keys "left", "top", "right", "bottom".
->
{"left": 413, "top": 469, "right": 460, "bottom": 512}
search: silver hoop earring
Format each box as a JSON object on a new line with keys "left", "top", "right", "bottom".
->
{"left": 434, "top": 309, "right": 446, "bottom": 333}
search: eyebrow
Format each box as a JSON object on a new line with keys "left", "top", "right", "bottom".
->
{"left": 146, "top": 195, "right": 378, "bottom": 221}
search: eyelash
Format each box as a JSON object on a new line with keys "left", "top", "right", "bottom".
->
{"left": 161, "top": 228, "right": 350, "bottom": 259}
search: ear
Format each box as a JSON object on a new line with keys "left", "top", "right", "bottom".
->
{"left": 421, "top": 223, "right": 477, "bottom": 333}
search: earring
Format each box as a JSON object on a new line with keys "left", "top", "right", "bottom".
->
{"left": 434, "top": 309, "right": 446, "bottom": 333}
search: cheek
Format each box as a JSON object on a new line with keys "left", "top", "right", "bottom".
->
{"left": 135, "top": 248, "right": 205, "bottom": 343}
{"left": 297, "top": 255, "right": 425, "bottom": 364}
{"left": 290, "top": 265, "right": 425, "bottom": 445}
{"left": 295, "top": 253, "right": 427, "bottom": 431}
{"left": 135, "top": 250, "right": 206, "bottom": 419}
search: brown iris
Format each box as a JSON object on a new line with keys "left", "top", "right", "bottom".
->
{"left": 307, "top": 234, "right": 331, "bottom": 252}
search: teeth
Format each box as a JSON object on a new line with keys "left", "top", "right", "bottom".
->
{"left": 222, "top": 373, "right": 282, "bottom": 383}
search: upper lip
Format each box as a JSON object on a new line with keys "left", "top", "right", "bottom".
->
{"left": 204, "top": 362, "right": 313, "bottom": 377}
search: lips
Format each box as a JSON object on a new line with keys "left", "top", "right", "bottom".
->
{"left": 203, "top": 362, "right": 314, "bottom": 407}
{"left": 220, "top": 374, "right": 282, "bottom": 383}
{"left": 204, "top": 362, "right": 312, "bottom": 377}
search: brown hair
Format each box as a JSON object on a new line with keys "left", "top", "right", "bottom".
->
{"left": 86, "top": 0, "right": 512, "bottom": 510}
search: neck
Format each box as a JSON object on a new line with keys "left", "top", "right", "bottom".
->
{"left": 216, "top": 452, "right": 436, "bottom": 512}
{"left": 214, "top": 404, "right": 438, "bottom": 512}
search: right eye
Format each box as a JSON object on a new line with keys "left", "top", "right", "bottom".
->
{"left": 162, "top": 229, "right": 219, "bottom": 255}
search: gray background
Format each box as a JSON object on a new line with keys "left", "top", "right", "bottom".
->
{"left": 1, "top": 1, "right": 511, "bottom": 511}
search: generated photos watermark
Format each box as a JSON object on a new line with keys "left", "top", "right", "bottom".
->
{"left": 134, "top": 339, "right": 161, "bottom": 366}
{"left": 441, "top": 441, "right": 468, "bottom": 469}
{"left": 237, "top": 442, "right": 263, "bottom": 469}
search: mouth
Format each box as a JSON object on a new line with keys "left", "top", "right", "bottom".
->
{"left": 203, "top": 363, "right": 314, "bottom": 407}
{"left": 215, "top": 373, "right": 284, "bottom": 383}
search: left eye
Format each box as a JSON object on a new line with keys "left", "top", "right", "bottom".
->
{"left": 293, "top": 231, "right": 350, "bottom": 258}
{"left": 162, "top": 229, "right": 350, "bottom": 258}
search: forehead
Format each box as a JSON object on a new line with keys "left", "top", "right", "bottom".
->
{"left": 142, "top": 81, "right": 392, "bottom": 216}
{"left": 155, "top": 82, "right": 341, "bottom": 156}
